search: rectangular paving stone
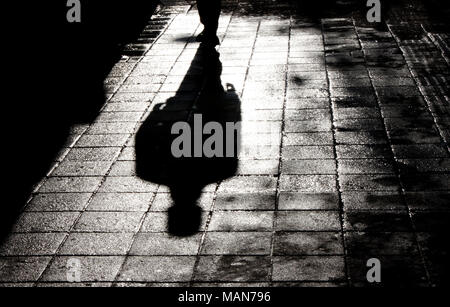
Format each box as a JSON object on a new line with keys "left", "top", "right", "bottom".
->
{"left": 333, "top": 107, "right": 381, "bottom": 121}
{"left": 73, "top": 212, "right": 144, "bottom": 233}
{"left": 336, "top": 145, "right": 392, "bottom": 159}
{"left": 384, "top": 117, "right": 436, "bottom": 130}
{"left": 387, "top": 129, "right": 442, "bottom": 144}
{"left": 94, "top": 111, "right": 144, "bottom": 123}
{"left": 118, "top": 256, "right": 195, "bottom": 282}
{"left": 335, "top": 131, "right": 388, "bottom": 145}
{"left": 276, "top": 211, "right": 341, "bottom": 231}
{"left": 335, "top": 118, "right": 384, "bottom": 131}
{"left": 103, "top": 102, "right": 149, "bottom": 112}
{"left": 39, "top": 177, "right": 103, "bottom": 193}
{"left": 329, "top": 77, "right": 371, "bottom": 88}
{"left": 392, "top": 144, "right": 449, "bottom": 159}
{"left": 282, "top": 159, "right": 336, "bottom": 175}
{"left": 375, "top": 86, "right": 421, "bottom": 98}
{"left": 0, "top": 257, "right": 52, "bottom": 282}
{"left": 129, "top": 233, "right": 202, "bottom": 256}
{"left": 278, "top": 192, "right": 339, "bottom": 210}
{"left": 401, "top": 173, "right": 449, "bottom": 191}
{"left": 108, "top": 161, "right": 137, "bottom": 177}
{"left": 0, "top": 233, "right": 66, "bottom": 256}
{"left": 338, "top": 159, "right": 395, "bottom": 174}
{"left": 201, "top": 232, "right": 272, "bottom": 255}
{"left": 345, "top": 232, "right": 419, "bottom": 255}
{"left": 86, "top": 122, "right": 136, "bottom": 135}
{"left": 237, "top": 160, "right": 279, "bottom": 175}
{"left": 214, "top": 193, "right": 276, "bottom": 211}
{"left": 285, "top": 120, "right": 332, "bottom": 132}
{"left": 75, "top": 134, "right": 130, "bottom": 148}
{"left": 59, "top": 233, "right": 134, "bottom": 255}
{"left": 368, "top": 67, "right": 412, "bottom": 78}
{"left": 274, "top": 232, "right": 343, "bottom": 255}
{"left": 328, "top": 71, "right": 368, "bottom": 80}
{"left": 405, "top": 192, "right": 450, "bottom": 211}
{"left": 110, "top": 92, "right": 155, "bottom": 103}
{"left": 98, "top": 177, "right": 159, "bottom": 193}
{"left": 340, "top": 174, "right": 400, "bottom": 191}
{"left": 378, "top": 95, "right": 427, "bottom": 107}
{"left": 285, "top": 109, "right": 331, "bottom": 122}
{"left": 120, "top": 83, "right": 162, "bottom": 93}
{"left": 283, "top": 132, "right": 334, "bottom": 146}
{"left": 344, "top": 211, "right": 412, "bottom": 232}
{"left": 63, "top": 148, "right": 122, "bottom": 162}
{"left": 218, "top": 176, "right": 277, "bottom": 193}
{"left": 193, "top": 256, "right": 270, "bottom": 282}
{"left": 342, "top": 191, "right": 406, "bottom": 210}
{"left": 380, "top": 105, "right": 431, "bottom": 119}
{"left": 26, "top": 193, "right": 92, "bottom": 212}
{"left": 288, "top": 77, "right": 327, "bottom": 89}
{"left": 330, "top": 87, "right": 374, "bottom": 98}
{"left": 12, "top": 212, "right": 79, "bottom": 233}
{"left": 51, "top": 161, "right": 113, "bottom": 177}
{"left": 280, "top": 175, "right": 337, "bottom": 192}
{"left": 397, "top": 158, "right": 450, "bottom": 173}
{"left": 208, "top": 211, "right": 274, "bottom": 232}
{"left": 41, "top": 256, "right": 125, "bottom": 282}
{"left": 285, "top": 98, "right": 329, "bottom": 109}
{"left": 272, "top": 256, "right": 346, "bottom": 282}
{"left": 87, "top": 192, "right": 154, "bottom": 212}
{"left": 332, "top": 98, "right": 377, "bottom": 108}
{"left": 282, "top": 146, "right": 335, "bottom": 160}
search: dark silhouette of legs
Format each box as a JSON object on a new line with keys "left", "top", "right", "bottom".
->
{"left": 196, "top": 0, "right": 221, "bottom": 45}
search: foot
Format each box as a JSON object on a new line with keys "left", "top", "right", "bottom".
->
{"left": 196, "top": 31, "right": 220, "bottom": 46}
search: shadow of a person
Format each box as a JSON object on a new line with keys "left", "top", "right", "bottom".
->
{"left": 136, "top": 46, "right": 241, "bottom": 236}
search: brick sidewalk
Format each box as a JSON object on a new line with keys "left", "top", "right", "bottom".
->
{"left": 0, "top": 0, "right": 449, "bottom": 287}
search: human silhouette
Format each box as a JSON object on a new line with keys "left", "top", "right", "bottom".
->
{"left": 196, "top": 0, "right": 221, "bottom": 46}
{"left": 136, "top": 46, "right": 240, "bottom": 236}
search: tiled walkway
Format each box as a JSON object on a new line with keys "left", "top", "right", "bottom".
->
{"left": 0, "top": 0, "right": 449, "bottom": 287}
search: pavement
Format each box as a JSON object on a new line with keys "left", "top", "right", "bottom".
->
{"left": 0, "top": 0, "right": 449, "bottom": 287}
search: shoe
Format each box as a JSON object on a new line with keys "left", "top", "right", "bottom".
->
{"left": 196, "top": 31, "right": 220, "bottom": 46}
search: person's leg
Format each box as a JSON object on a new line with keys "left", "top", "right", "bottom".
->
{"left": 196, "top": 0, "right": 221, "bottom": 43}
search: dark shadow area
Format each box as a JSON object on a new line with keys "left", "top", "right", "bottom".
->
{"left": 223, "top": 0, "right": 363, "bottom": 19}
{"left": 221, "top": 0, "right": 449, "bottom": 29}
{"left": 136, "top": 47, "right": 241, "bottom": 236}
{"left": 2, "top": 0, "right": 161, "bottom": 238}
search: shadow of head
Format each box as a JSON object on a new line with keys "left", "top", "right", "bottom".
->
{"left": 136, "top": 47, "right": 241, "bottom": 236}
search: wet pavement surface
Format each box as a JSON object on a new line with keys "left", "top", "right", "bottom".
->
{"left": 0, "top": 0, "right": 449, "bottom": 287}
